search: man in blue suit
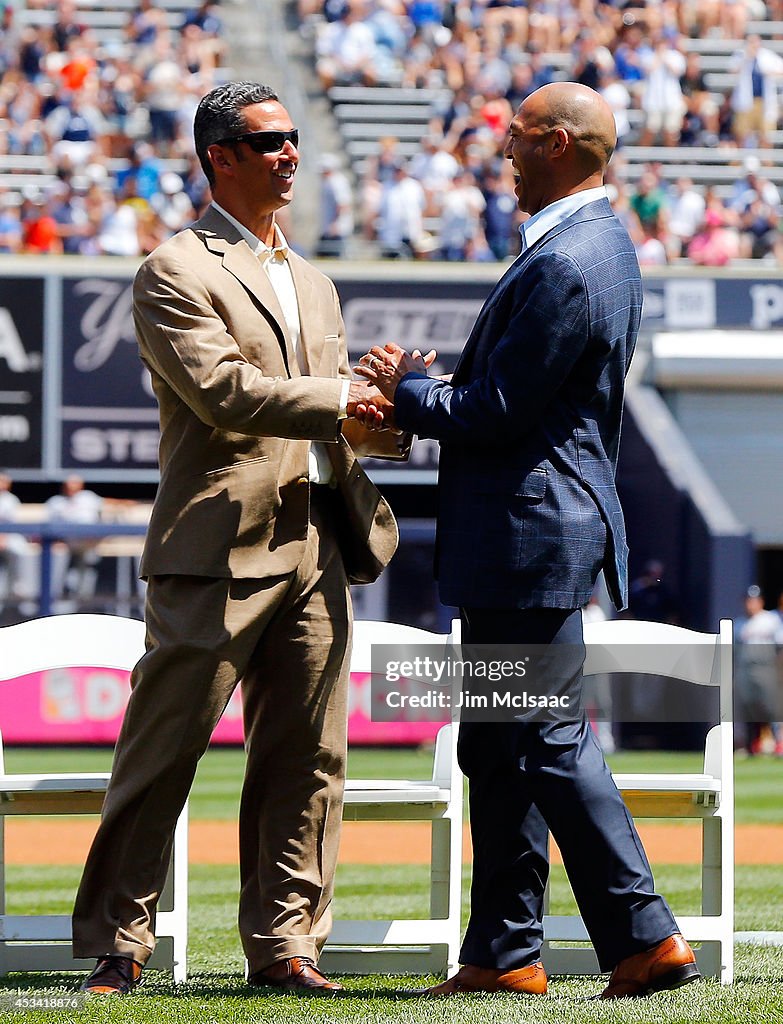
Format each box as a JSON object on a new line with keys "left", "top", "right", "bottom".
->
{"left": 357, "top": 83, "right": 700, "bottom": 999}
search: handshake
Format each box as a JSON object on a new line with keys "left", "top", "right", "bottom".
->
{"left": 347, "top": 343, "right": 437, "bottom": 431}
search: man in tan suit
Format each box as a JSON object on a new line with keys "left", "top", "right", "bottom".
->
{"left": 72, "top": 81, "right": 401, "bottom": 996}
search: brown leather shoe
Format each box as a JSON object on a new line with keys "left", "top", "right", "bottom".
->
{"left": 601, "top": 933, "right": 701, "bottom": 999}
{"left": 425, "top": 961, "right": 547, "bottom": 996}
{"left": 80, "top": 955, "right": 143, "bottom": 995}
{"left": 247, "top": 956, "right": 344, "bottom": 994}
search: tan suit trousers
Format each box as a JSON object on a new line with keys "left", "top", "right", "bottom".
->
{"left": 72, "top": 491, "right": 352, "bottom": 972}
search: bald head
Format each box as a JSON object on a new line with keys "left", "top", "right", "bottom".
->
{"left": 523, "top": 82, "right": 617, "bottom": 173}
{"left": 504, "top": 81, "right": 617, "bottom": 214}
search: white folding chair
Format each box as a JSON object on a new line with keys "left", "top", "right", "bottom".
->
{"left": 541, "top": 617, "right": 734, "bottom": 984}
{"left": 321, "top": 619, "right": 463, "bottom": 976}
{"left": 0, "top": 614, "right": 188, "bottom": 980}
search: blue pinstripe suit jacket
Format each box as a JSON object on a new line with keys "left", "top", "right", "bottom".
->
{"left": 394, "top": 198, "right": 641, "bottom": 611}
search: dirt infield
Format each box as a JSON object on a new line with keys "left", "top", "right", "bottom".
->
{"left": 4, "top": 820, "right": 783, "bottom": 866}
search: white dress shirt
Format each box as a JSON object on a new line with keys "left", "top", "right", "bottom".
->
{"left": 519, "top": 186, "right": 608, "bottom": 253}
{"left": 212, "top": 202, "right": 348, "bottom": 485}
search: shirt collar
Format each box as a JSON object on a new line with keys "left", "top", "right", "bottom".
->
{"left": 211, "top": 201, "right": 289, "bottom": 261}
{"left": 519, "top": 186, "right": 608, "bottom": 252}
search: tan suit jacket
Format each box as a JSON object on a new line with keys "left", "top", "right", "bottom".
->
{"left": 134, "top": 206, "right": 398, "bottom": 584}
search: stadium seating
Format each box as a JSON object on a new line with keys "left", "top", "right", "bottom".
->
{"left": 0, "top": 614, "right": 188, "bottom": 980}
{"left": 542, "top": 617, "right": 734, "bottom": 984}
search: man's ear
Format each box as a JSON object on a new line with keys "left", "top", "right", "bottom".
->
{"left": 549, "top": 127, "right": 569, "bottom": 158}
{"left": 207, "top": 143, "right": 234, "bottom": 179}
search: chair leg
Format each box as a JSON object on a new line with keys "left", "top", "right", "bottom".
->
{"left": 701, "top": 815, "right": 731, "bottom": 983}
{"left": 430, "top": 798, "right": 464, "bottom": 975}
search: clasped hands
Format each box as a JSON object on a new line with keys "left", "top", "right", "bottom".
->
{"left": 347, "top": 344, "right": 436, "bottom": 431}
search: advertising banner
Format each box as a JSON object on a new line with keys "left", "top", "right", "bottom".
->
{"left": 59, "top": 277, "right": 159, "bottom": 472}
{"left": 0, "top": 669, "right": 445, "bottom": 746}
{"left": 4, "top": 266, "right": 783, "bottom": 481}
{"left": 0, "top": 277, "right": 44, "bottom": 469}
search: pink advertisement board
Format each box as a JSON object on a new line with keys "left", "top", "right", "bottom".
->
{"left": 0, "top": 669, "right": 446, "bottom": 746}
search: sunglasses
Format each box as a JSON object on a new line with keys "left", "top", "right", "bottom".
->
{"left": 218, "top": 128, "right": 299, "bottom": 154}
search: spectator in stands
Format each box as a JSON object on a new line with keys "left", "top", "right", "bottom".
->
{"left": 409, "top": 134, "right": 460, "bottom": 214}
{"left": 687, "top": 206, "right": 739, "bottom": 266}
{"left": 607, "top": 181, "right": 644, "bottom": 244}
{"left": 143, "top": 51, "right": 184, "bottom": 156}
{"left": 572, "top": 31, "right": 613, "bottom": 92}
{"left": 360, "top": 134, "right": 403, "bottom": 240}
{"left": 693, "top": 0, "right": 750, "bottom": 42}
{"left": 126, "top": 0, "right": 168, "bottom": 49}
{"left": 78, "top": 180, "right": 111, "bottom": 255}
{"left": 639, "top": 34, "right": 686, "bottom": 147}
{"left": 51, "top": 179, "right": 93, "bottom": 254}
{"left": 730, "top": 34, "right": 783, "bottom": 148}
{"left": 182, "top": 0, "right": 223, "bottom": 37}
{"left": 59, "top": 37, "right": 98, "bottom": 93}
{"left": 505, "top": 60, "right": 537, "bottom": 110}
{"left": 17, "top": 25, "right": 47, "bottom": 83}
{"left": 472, "top": 43, "right": 513, "bottom": 98}
{"left": 97, "top": 185, "right": 142, "bottom": 256}
{"left": 5, "top": 80, "right": 47, "bottom": 154}
{"left": 376, "top": 160, "right": 426, "bottom": 257}
{"left": 316, "top": 154, "right": 354, "bottom": 256}
{"left": 738, "top": 192, "right": 779, "bottom": 261}
{"left": 45, "top": 92, "right": 106, "bottom": 169}
{"left": 0, "top": 4, "right": 20, "bottom": 78}
{"left": 21, "top": 191, "right": 63, "bottom": 254}
{"left": 113, "top": 141, "right": 159, "bottom": 200}
{"left": 0, "top": 191, "right": 22, "bottom": 253}
{"left": 635, "top": 220, "right": 669, "bottom": 265}
{"left": 150, "top": 171, "right": 196, "bottom": 235}
{"left": 730, "top": 155, "right": 782, "bottom": 214}
{"left": 316, "top": 0, "right": 380, "bottom": 88}
{"left": 477, "top": 85, "right": 513, "bottom": 141}
{"left": 668, "top": 177, "right": 706, "bottom": 258}
{"left": 630, "top": 170, "right": 667, "bottom": 231}
{"left": 679, "top": 51, "right": 719, "bottom": 147}
{"left": 181, "top": 152, "right": 211, "bottom": 213}
{"left": 522, "top": 41, "right": 554, "bottom": 95}
{"left": 601, "top": 68, "right": 632, "bottom": 148}
{"left": 481, "top": 162, "right": 518, "bottom": 259}
{"left": 479, "top": 0, "right": 529, "bottom": 51}
{"left": 368, "top": 0, "right": 409, "bottom": 78}
{"left": 613, "top": 22, "right": 652, "bottom": 95}
{"left": 526, "top": 0, "right": 563, "bottom": 52}
{"left": 438, "top": 168, "right": 486, "bottom": 260}
{"left": 52, "top": 0, "right": 87, "bottom": 52}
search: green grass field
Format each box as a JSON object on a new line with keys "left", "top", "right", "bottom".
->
{"left": 0, "top": 746, "right": 781, "bottom": 1023}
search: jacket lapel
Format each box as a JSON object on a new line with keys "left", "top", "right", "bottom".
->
{"left": 194, "top": 207, "right": 298, "bottom": 377}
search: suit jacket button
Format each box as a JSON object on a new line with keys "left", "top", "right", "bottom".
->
{"left": 296, "top": 476, "right": 309, "bottom": 485}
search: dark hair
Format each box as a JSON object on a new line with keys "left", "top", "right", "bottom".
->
{"left": 194, "top": 81, "right": 279, "bottom": 188}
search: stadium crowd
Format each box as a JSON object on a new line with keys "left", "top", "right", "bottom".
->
{"left": 0, "top": 0, "right": 222, "bottom": 256}
{"left": 307, "top": 0, "right": 783, "bottom": 264}
{"left": 2, "top": 0, "right": 783, "bottom": 263}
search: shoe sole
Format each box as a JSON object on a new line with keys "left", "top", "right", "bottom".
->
{"left": 648, "top": 962, "right": 703, "bottom": 994}
{"left": 248, "top": 982, "right": 344, "bottom": 996}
